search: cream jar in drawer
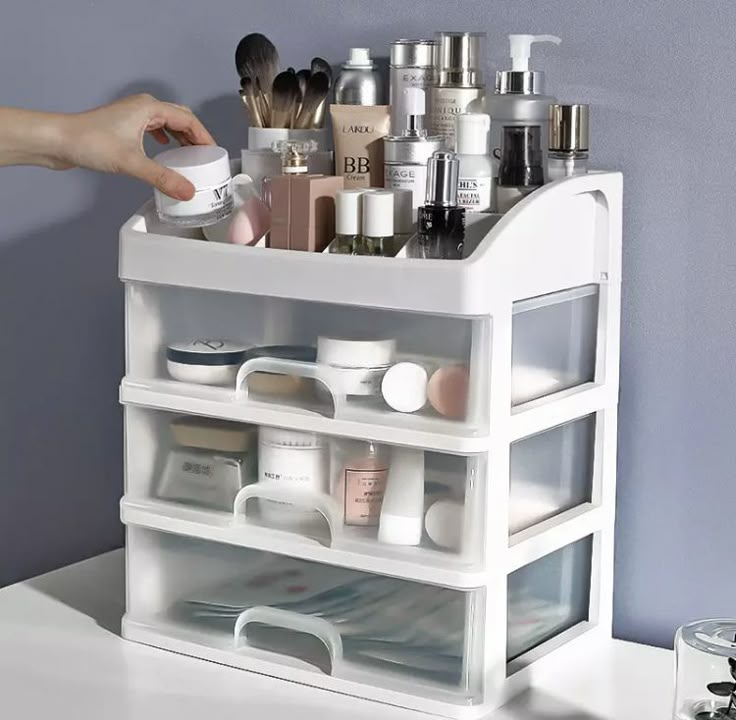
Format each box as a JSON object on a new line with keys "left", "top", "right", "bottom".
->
{"left": 123, "top": 527, "right": 486, "bottom": 710}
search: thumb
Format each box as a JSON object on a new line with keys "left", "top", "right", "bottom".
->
{"left": 123, "top": 154, "right": 195, "bottom": 201}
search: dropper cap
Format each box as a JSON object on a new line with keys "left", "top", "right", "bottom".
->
{"left": 495, "top": 34, "right": 561, "bottom": 95}
{"left": 425, "top": 150, "right": 460, "bottom": 207}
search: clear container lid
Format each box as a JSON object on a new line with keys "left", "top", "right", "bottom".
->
{"left": 680, "top": 619, "right": 736, "bottom": 658}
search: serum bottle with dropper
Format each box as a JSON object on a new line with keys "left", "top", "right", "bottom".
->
{"left": 415, "top": 150, "right": 466, "bottom": 259}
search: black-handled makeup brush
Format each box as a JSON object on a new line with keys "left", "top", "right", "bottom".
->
{"left": 294, "top": 71, "right": 330, "bottom": 129}
{"left": 270, "top": 71, "right": 301, "bottom": 129}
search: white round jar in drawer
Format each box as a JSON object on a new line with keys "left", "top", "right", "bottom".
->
{"left": 317, "top": 337, "right": 396, "bottom": 399}
{"left": 166, "top": 339, "right": 249, "bottom": 386}
{"left": 258, "top": 427, "right": 329, "bottom": 527}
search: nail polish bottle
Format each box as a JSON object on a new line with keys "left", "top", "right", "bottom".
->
{"left": 416, "top": 150, "right": 466, "bottom": 259}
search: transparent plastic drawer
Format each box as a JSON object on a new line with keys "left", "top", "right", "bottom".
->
{"left": 511, "top": 285, "right": 599, "bottom": 406}
{"left": 124, "top": 408, "right": 487, "bottom": 571}
{"left": 509, "top": 413, "right": 596, "bottom": 535}
{"left": 507, "top": 535, "right": 593, "bottom": 665}
{"left": 124, "top": 282, "right": 490, "bottom": 433}
{"left": 125, "top": 527, "right": 485, "bottom": 703}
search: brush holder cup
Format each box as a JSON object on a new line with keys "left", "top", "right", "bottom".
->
{"left": 675, "top": 619, "right": 736, "bottom": 720}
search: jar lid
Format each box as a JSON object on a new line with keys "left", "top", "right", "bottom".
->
{"left": 317, "top": 336, "right": 396, "bottom": 369}
{"left": 154, "top": 146, "right": 231, "bottom": 189}
{"left": 170, "top": 416, "right": 256, "bottom": 452}
{"left": 167, "top": 339, "right": 249, "bottom": 366}
{"left": 680, "top": 619, "right": 736, "bottom": 657}
{"left": 244, "top": 345, "right": 317, "bottom": 363}
{"left": 381, "top": 362, "right": 428, "bottom": 413}
{"left": 259, "top": 426, "right": 324, "bottom": 448}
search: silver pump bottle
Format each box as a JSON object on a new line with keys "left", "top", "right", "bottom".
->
{"left": 486, "top": 34, "right": 561, "bottom": 171}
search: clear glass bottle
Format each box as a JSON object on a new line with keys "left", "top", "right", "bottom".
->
{"left": 361, "top": 190, "right": 395, "bottom": 256}
{"left": 330, "top": 439, "right": 389, "bottom": 527}
{"left": 261, "top": 139, "right": 317, "bottom": 208}
{"left": 675, "top": 619, "right": 736, "bottom": 720}
{"left": 331, "top": 188, "right": 365, "bottom": 254}
{"left": 548, "top": 103, "right": 590, "bottom": 181}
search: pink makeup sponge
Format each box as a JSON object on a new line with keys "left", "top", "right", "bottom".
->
{"left": 427, "top": 365, "right": 469, "bottom": 420}
{"left": 228, "top": 196, "right": 271, "bottom": 245}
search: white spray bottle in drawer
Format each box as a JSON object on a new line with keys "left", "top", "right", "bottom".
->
{"left": 486, "top": 34, "right": 561, "bottom": 180}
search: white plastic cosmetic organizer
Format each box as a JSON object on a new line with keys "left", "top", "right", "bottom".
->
{"left": 118, "top": 171, "right": 622, "bottom": 718}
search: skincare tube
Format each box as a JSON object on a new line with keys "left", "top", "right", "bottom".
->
{"left": 378, "top": 447, "right": 425, "bottom": 545}
{"left": 330, "top": 104, "right": 391, "bottom": 189}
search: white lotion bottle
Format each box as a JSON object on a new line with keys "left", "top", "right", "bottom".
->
{"left": 384, "top": 88, "right": 443, "bottom": 211}
{"left": 486, "top": 35, "right": 561, "bottom": 173}
{"left": 455, "top": 113, "right": 494, "bottom": 212}
{"left": 378, "top": 447, "right": 425, "bottom": 545}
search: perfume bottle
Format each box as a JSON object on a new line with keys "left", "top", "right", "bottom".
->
{"left": 548, "top": 103, "right": 590, "bottom": 180}
{"left": 415, "top": 150, "right": 466, "bottom": 259}
{"left": 262, "top": 139, "right": 317, "bottom": 208}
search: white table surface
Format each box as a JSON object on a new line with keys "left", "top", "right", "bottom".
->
{"left": 0, "top": 550, "right": 674, "bottom": 719}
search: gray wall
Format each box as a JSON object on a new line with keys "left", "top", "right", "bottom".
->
{"left": 1, "top": 1, "right": 734, "bottom": 649}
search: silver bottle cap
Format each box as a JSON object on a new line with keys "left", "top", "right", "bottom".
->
{"left": 435, "top": 32, "right": 485, "bottom": 87}
{"left": 425, "top": 150, "right": 459, "bottom": 207}
{"left": 390, "top": 39, "right": 436, "bottom": 68}
{"left": 495, "top": 70, "right": 544, "bottom": 95}
{"left": 549, "top": 104, "right": 590, "bottom": 152}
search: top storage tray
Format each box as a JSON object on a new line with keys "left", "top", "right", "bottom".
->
{"left": 119, "top": 173, "right": 622, "bottom": 317}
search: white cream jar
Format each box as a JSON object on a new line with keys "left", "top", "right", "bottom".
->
{"left": 153, "top": 145, "right": 234, "bottom": 227}
{"left": 317, "top": 337, "right": 396, "bottom": 399}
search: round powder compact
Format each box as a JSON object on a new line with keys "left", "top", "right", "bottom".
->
{"left": 427, "top": 365, "right": 470, "bottom": 420}
{"left": 166, "top": 339, "right": 249, "bottom": 386}
{"left": 381, "top": 362, "right": 429, "bottom": 413}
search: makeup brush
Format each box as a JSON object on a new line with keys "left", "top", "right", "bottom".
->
{"left": 310, "top": 56, "right": 332, "bottom": 85}
{"left": 235, "top": 33, "right": 280, "bottom": 123}
{"left": 295, "top": 69, "right": 311, "bottom": 106}
{"left": 294, "top": 71, "right": 330, "bottom": 129}
{"left": 239, "top": 76, "right": 264, "bottom": 128}
{"left": 270, "top": 71, "right": 301, "bottom": 128}
{"left": 309, "top": 58, "right": 332, "bottom": 128}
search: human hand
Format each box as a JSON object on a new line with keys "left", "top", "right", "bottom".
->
{"left": 57, "top": 94, "right": 216, "bottom": 200}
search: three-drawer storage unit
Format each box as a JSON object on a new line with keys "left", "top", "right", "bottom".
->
{"left": 119, "top": 171, "right": 623, "bottom": 718}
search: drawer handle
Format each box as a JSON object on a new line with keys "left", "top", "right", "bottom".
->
{"left": 235, "top": 357, "right": 346, "bottom": 415}
{"left": 233, "top": 606, "right": 343, "bottom": 674}
{"left": 232, "top": 482, "right": 340, "bottom": 542}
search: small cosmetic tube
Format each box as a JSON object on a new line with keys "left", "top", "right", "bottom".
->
{"left": 378, "top": 447, "right": 425, "bottom": 545}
